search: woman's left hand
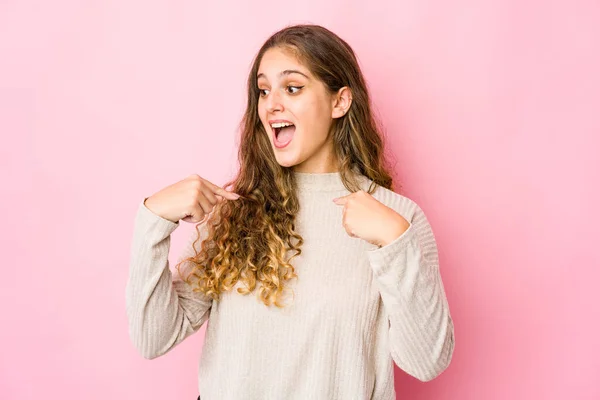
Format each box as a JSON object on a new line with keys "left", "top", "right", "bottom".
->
{"left": 333, "top": 190, "right": 410, "bottom": 248}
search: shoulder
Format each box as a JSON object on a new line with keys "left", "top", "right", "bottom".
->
{"left": 358, "top": 176, "right": 418, "bottom": 218}
{"left": 360, "top": 179, "right": 439, "bottom": 253}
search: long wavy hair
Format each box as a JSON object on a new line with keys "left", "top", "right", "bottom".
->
{"left": 175, "top": 24, "right": 398, "bottom": 308}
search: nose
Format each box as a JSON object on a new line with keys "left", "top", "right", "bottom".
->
{"left": 265, "top": 89, "right": 284, "bottom": 114}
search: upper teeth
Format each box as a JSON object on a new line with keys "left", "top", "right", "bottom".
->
{"left": 271, "top": 122, "right": 293, "bottom": 128}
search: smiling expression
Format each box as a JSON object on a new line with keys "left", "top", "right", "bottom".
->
{"left": 257, "top": 47, "right": 344, "bottom": 173}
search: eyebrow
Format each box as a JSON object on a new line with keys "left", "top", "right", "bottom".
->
{"left": 256, "top": 69, "right": 310, "bottom": 80}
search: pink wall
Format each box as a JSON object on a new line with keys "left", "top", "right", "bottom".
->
{"left": 1, "top": 1, "right": 598, "bottom": 399}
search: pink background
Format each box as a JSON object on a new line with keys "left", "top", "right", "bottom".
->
{"left": 1, "top": 1, "right": 598, "bottom": 399}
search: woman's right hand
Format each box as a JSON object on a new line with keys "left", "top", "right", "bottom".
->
{"left": 144, "top": 174, "right": 241, "bottom": 223}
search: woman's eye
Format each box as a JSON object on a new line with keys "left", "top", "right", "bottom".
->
{"left": 258, "top": 86, "right": 303, "bottom": 97}
{"left": 287, "top": 85, "right": 303, "bottom": 94}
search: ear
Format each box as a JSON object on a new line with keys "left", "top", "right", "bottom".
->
{"left": 331, "top": 86, "right": 352, "bottom": 119}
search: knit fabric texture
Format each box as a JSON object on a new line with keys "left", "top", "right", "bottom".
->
{"left": 126, "top": 170, "right": 455, "bottom": 399}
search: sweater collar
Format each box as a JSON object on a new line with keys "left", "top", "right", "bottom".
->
{"left": 293, "top": 167, "right": 369, "bottom": 192}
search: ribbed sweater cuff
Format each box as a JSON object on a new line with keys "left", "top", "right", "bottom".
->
{"left": 366, "top": 223, "right": 415, "bottom": 277}
{"left": 135, "top": 197, "right": 180, "bottom": 237}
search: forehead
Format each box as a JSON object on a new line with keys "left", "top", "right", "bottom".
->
{"left": 257, "top": 47, "right": 312, "bottom": 80}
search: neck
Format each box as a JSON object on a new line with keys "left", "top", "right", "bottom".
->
{"left": 291, "top": 148, "right": 340, "bottom": 173}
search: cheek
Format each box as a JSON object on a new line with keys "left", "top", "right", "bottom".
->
{"left": 302, "top": 100, "right": 331, "bottom": 136}
{"left": 298, "top": 98, "right": 323, "bottom": 126}
{"left": 257, "top": 103, "right": 268, "bottom": 128}
{"left": 257, "top": 101, "right": 264, "bottom": 119}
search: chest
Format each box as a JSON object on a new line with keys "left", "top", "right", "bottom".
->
{"left": 280, "top": 208, "right": 382, "bottom": 320}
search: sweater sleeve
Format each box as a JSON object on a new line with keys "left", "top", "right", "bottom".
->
{"left": 126, "top": 198, "right": 213, "bottom": 359}
{"left": 366, "top": 203, "right": 455, "bottom": 382}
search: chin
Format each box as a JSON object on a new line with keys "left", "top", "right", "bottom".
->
{"left": 273, "top": 152, "right": 301, "bottom": 168}
{"left": 275, "top": 158, "right": 298, "bottom": 168}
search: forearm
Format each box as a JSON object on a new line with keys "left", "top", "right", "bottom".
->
{"left": 126, "top": 199, "right": 212, "bottom": 359}
{"left": 367, "top": 210, "right": 455, "bottom": 381}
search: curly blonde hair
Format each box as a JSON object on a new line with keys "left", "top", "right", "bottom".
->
{"left": 174, "top": 24, "right": 398, "bottom": 308}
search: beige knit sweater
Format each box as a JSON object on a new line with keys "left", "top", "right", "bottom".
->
{"left": 126, "top": 170, "right": 455, "bottom": 399}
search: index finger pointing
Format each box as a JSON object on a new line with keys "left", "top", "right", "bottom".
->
{"left": 203, "top": 179, "right": 240, "bottom": 200}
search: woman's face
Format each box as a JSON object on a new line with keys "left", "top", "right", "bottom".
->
{"left": 257, "top": 47, "right": 348, "bottom": 173}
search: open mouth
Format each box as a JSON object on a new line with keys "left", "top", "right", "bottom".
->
{"left": 272, "top": 123, "right": 296, "bottom": 147}
{"left": 273, "top": 124, "right": 294, "bottom": 137}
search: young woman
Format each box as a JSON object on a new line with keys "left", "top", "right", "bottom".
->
{"left": 126, "top": 24, "right": 455, "bottom": 400}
